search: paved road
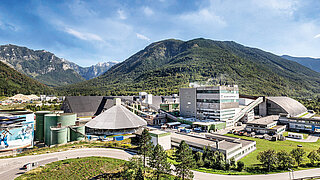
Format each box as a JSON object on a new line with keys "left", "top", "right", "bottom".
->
{"left": 0, "top": 148, "right": 319, "bottom": 180}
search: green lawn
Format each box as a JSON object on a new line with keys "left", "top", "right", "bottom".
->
{"left": 225, "top": 134, "right": 320, "bottom": 166}
{"left": 16, "top": 157, "right": 176, "bottom": 180}
{"left": 16, "top": 157, "right": 126, "bottom": 180}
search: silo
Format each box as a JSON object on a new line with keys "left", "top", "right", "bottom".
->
{"left": 57, "top": 113, "right": 77, "bottom": 142}
{"left": 44, "top": 114, "right": 58, "bottom": 146}
{"left": 35, "top": 111, "right": 52, "bottom": 142}
{"left": 51, "top": 127, "right": 68, "bottom": 145}
{"left": 70, "top": 125, "right": 85, "bottom": 141}
{"left": 57, "top": 113, "right": 76, "bottom": 126}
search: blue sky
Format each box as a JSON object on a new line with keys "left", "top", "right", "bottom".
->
{"left": 0, "top": 0, "right": 320, "bottom": 66}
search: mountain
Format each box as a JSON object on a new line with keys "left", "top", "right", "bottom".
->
{"left": 58, "top": 38, "right": 320, "bottom": 98}
{"left": 281, "top": 55, "right": 320, "bottom": 73}
{"left": 0, "top": 61, "right": 53, "bottom": 96}
{"left": 66, "top": 61, "right": 118, "bottom": 80}
{"left": 0, "top": 44, "right": 85, "bottom": 87}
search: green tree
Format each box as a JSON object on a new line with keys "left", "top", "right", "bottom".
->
{"left": 307, "top": 150, "right": 319, "bottom": 166}
{"left": 148, "top": 144, "right": 171, "bottom": 180}
{"left": 257, "top": 149, "right": 278, "bottom": 171}
{"left": 291, "top": 148, "right": 306, "bottom": 167}
{"left": 123, "top": 156, "right": 144, "bottom": 179}
{"left": 175, "top": 141, "right": 195, "bottom": 180}
{"left": 138, "top": 129, "right": 154, "bottom": 169}
{"left": 229, "top": 157, "right": 236, "bottom": 168}
{"left": 194, "top": 151, "right": 204, "bottom": 167}
{"left": 276, "top": 150, "right": 294, "bottom": 169}
{"left": 136, "top": 167, "right": 144, "bottom": 180}
{"left": 236, "top": 161, "right": 245, "bottom": 172}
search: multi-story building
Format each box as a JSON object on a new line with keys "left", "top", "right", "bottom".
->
{"left": 180, "top": 85, "right": 239, "bottom": 127}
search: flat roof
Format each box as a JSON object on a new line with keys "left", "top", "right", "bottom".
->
{"left": 193, "top": 121, "right": 224, "bottom": 126}
{"left": 247, "top": 115, "right": 278, "bottom": 125}
{"left": 150, "top": 130, "right": 169, "bottom": 135}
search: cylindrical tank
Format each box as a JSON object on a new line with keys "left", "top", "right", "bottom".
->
{"left": 51, "top": 127, "right": 68, "bottom": 145}
{"left": 70, "top": 125, "right": 85, "bottom": 141}
{"left": 57, "top": 113, "right": 76, "bottom": 126}
{"left": 35, "top": 111, "right": 52, "bottom": 142}
{"left": 57, "top": 113, "right": 76, "bottom": 142}
{"left": 44, "top": 114, "right": 58, "bottom": 146}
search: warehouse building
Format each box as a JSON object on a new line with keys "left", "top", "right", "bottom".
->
{"left": 279, "top": 115, "right": 320, "bottom": 133}
{"left": 85, "top": 99, "right": 147, "bottom": 135}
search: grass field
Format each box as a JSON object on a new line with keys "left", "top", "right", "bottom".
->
{"left": 16, "top": 157, "right": 126, "bottom": 180}
{"left": 16, "top": 157, "right": 176, "bottom": 180}
{"left": 225, "top": 134, "right": 320, "bottom": 166}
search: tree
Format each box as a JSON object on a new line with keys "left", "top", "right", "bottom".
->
{"left": 148, "top": 144, "right": 171, "bottom": 180}
{"left": 136, "top": 167, "right": 144, "bottom": 180}
{"left": 123, "top": 156, "right": 144, "bottom": 179}
{"left": 257, "top": 149, "right": 277, "bottom": 171}
{"left": 138, "top": 129, "right": 154, "bottom": 169}
{"left": 237, "top": 161, "right": 245, "bottom": 171}
{"left": 276, "top": 150, "right": 294, "bottom": 169}
{"left": 291, "top": 148, "right": 306, "bottom": 167}
{"left": 307, "top": 150, "right": 319, "bottom": 166}
{"left": 194, "top": 151, "right": 204, "bottom": 167}
{"left": 175, "top": 141, "right": 195, "bottom": 180}
{"left": 229, "top": 157, "right": 236, "bottom": 168}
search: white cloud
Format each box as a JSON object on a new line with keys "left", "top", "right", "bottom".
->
{"left": 253, "top": 0, "right": 299, "bottom": 16}
{"left": 117, "top": 9, "right": 127, "bottom": 20}
{"left": 136, "top": 33, "right": 150, "bottom": 41}
{"left": 314, "top": 34, "right": 320, "bottom": 39}
{"left": 180, "top": 9, "right": 227, "bottom": 27}
{"left": 65, "top": 28, "right": 103, "bottom": 41}
{"left": 143, "top": 7, "right": 154, "bottom": 16}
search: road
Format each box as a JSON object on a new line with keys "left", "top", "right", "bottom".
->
{"left": 0, "top": 148, "right": 319, "bottom": 180}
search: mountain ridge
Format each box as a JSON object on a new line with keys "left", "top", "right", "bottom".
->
{"left": 281, "top": 55, "right": 320, "bottom": 73}
{"left": 58, "top": 38, "right": 320, "bottom": 98}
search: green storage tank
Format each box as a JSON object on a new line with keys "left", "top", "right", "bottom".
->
{"left": 51, "top": 127, "right": 68, "bottom": 145}
{"left": 44, "top": 114, "right": 58, "bottom": 146}
{"left": 35, "top": 111, "right": 52, "bottom": 142}
{"left": 70, "top": 125, "right": 85, "bottom": 141}
{"left": 57, "top": 113, "right": 76, "bottom": 142}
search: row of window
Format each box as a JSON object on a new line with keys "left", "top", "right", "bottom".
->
{"left": 196, "top": 90, "right": 239, "bottom": 94}
{"left": 196, "top": 99, "right": 238, "bottom": 103}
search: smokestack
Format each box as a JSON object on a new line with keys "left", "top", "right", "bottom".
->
{"left": 216, "top": 141, "right": 219, "bottom": 149}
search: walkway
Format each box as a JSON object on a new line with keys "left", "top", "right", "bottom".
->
{"left": 0, "top": 148, "right": 319, "bottom": 180}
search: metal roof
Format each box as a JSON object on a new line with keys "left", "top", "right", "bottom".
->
{"left": 85, "top": 105, "right": 147, "bottom": 130}
{"left": 267, "top": 97, "right": 307, "bottom": 117}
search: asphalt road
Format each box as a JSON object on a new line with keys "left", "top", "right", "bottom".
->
{"left": 0, "top": 148, "right": 319, "bottom": 180}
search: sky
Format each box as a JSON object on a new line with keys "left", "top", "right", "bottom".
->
{"left": 0, "top": 0, "right": 320, "bottom": 67}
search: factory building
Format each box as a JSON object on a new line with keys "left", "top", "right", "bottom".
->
{"left": 180, "top": 85, "right": 239, "bottom": 127}
{"left": 0, "top": 110, "right": 35, "bottom": 151}
{"left": 85, "top": 99, "right": 147, "bottom": 135}
{"left": 279, "top": 115, "right": 320, "bottom": 133}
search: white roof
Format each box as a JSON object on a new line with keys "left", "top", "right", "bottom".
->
{"left": 166, "top": 122, "right": 181, "bottom": 126}
{"left": 85, "top": 105, "right": 147, "bottom": 129}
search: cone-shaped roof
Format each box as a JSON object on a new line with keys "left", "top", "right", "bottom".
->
{"left": 85, "top": 105, "right": 147, "bottom": 129}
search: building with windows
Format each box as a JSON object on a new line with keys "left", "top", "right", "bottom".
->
{"left": 245, "top": 115, "right": 286, "bottom": 135}
{"left": 180, "top": 85, "right": 239, "bottom": 127}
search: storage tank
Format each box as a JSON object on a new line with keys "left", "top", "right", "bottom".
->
{"left": 57, "top": 113, "right": 76, "bottom": 142}
{"left": 57, "top": 113, "right": 76, "bottom": 126}
{"left": 35, "top": 111, "right": 52, "bottom": 142}
{"left": 44, "top": 114, "right": 58, "bottom": 146}
{"left": 51, "top": 127, "right": 68, "bottom": 145}
{"left": 70, "top": 125, "right": 85, "bottom": 141}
